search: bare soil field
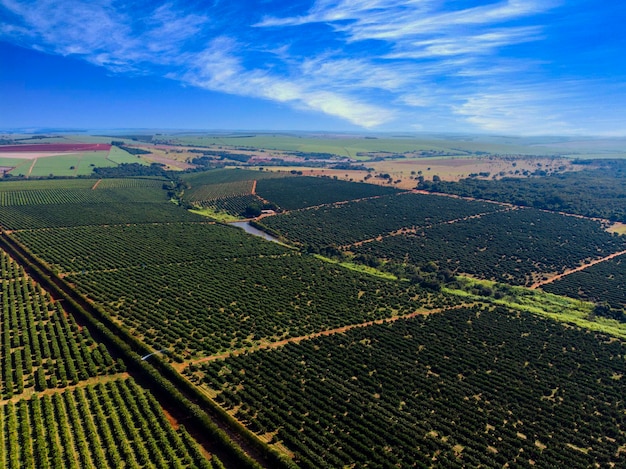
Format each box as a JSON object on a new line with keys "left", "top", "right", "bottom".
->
{"left": 259, "top": 156, "right": 577, "bottom": 190}
{"left": 367, "top": 156, "right": 576, "bottom": 185}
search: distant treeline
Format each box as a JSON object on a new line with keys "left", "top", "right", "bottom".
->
{"left": 111, "top": 141, "right": 152, "bottom": 155}
{"left": 190, "top": 151, "right": 252, "bottom": 164}
{"left": 417, "top": 159, "right": 626, "bottom": 222}
{"left": 93, "top": 163, "right": 168, "bottom": 178}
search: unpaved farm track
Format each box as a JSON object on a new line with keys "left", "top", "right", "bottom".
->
{"left": 175, "top": 303, "right": 473, "bottom": 371}
{"left": 530, "top": 249, "right": 626, "bottom": 289}
{"left": 26, "top": 158, "right": 37, "bottom": 177}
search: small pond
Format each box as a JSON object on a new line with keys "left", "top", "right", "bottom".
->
{"left": 230, "top": 221, "right": 281, "bottom": 243}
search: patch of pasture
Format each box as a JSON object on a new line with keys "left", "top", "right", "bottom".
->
{"left": 106, "top": 146, "right": 146, "bottom": 164}
{"left": 6, "top": 159, "right": 34, "bottom": 177}
{"left": 608, "top": 223, "right": 626, "bottom": 235}
{"left": 27, "top": 153, "right": 89, "bottom": 177}
{"left": 169, "top": 134, "right": 571, "bottom": 158}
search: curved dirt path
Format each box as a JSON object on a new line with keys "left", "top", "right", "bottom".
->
{"left": 0, "top": 372, "right": 130, "bottom": 406}
{"left": 530, "top": 249, "right": 626, "bottom": 289}
{"left": 26, "top": 158, "right": 38, "bottom": 177}
{"left": 174, "top": 303, "right": 472, "bottom": 371}
{"left": 91, "top": 179, "right": 102, "bottom": 190}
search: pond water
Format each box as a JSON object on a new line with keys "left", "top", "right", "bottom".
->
{"left": 230, "top": 221, "right": 281, "bottom": 243}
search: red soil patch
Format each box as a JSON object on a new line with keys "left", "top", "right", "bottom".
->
{"left": 0, "top": 143, "right": 111, "bottom": 152}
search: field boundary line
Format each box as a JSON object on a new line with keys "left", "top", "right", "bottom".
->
{"left": 177, "top": 303, "right": 474, "bottom": 370}
{"left": 59, "top": 252, "right": 293, "bottom": 278}
{"left": 530, "top": 249, "right": 626, "bottom": 289}
{"left": 287, "top": 191, "right": 409, "bottom": 214}
{"left": 343, "top": 207, "right": 514, "bottom": 250}
{"left": 414, "top": 188, "right": 620, "bottom": 227}
{"left": 0, "top": 372, "right": 130, "bottom": 406}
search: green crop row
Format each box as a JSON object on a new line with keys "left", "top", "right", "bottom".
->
{"left": 197, "top": 306, "right": 626, "bottom": 468}
{"left": 0, "top": 379, "right": 216, "bottom": 469}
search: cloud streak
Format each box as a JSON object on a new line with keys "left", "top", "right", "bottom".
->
{"left": 179, "top": 38, "right": 394, "bottom": 127}
{"left": 2, "top": 0, "right": 623, "bottom": 135}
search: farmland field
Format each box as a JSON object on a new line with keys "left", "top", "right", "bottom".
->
{"left": 543, "top": 254, "right": 626, "bottom": 311}
{"left": 259, "top": 192, "right": 502, "bottom": 247}
{"left": 13, "top": 222, "right": 454, "bottom": 360}
{"left": 180, "top": 168, "right": 283, "bottom": 187}
{"left": 351, "top": 208, "right": 626, "bottom": 286}
{"left": 1, "top": 379, "right": 216, "bottom": 469}
{"left": 195, "top": 306, "right": 626, "bottom": 468}
{"left": 166, "top": 133, "right": 567, "bottom": 158}
{"left": 1, "top": 140, "right": 626, "bottom": 469}
{"left": 0, "top": 179, "right": 200, "bottom": 229}
{"left": 0, "top": 245, "right": 217, "bottom": 468}
{"left": 106, "top": 145, "right": 147, "bottom": 165}
{"left": 192, "top": 194, "right": 265, "bottom": 217}
{"left": 255, "top": 176, "right": 399, "bottom": 210}
{"left": 0, "top": 142, "right": 150, "bottom": 177}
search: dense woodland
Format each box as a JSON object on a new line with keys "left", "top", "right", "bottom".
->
{"left": 417, "top": 160, "right": 626, "bottom": 222}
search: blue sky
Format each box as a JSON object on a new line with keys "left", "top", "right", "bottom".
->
{"left": 1, "top": 0, "right": 625, "bottom": 135}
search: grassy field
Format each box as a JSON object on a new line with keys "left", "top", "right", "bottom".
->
{"left": 444, "top": 276, "right": 626, "bottom": 339}
{"left": 608, "top": 223, "right": 626, "bottom": 235}
{"left": 0, "top": 158, "right": 28, "bottom": 170}
{"left": 106, "top": 146, "right": 146, "bottom": 164}
{"left": 313, "top": 254, "right": 398, "bottom": 280}
{"left": 189, "top": 206, "right": 239, "bottom": 222}
{"left": 1, "top": 148, "right": 144, "bottom": 178}
{"left": 169, "top": 134, "right": 563, "bottom": 159}
{"left": 27, "top": 152, "right": 114, "bottom": 177}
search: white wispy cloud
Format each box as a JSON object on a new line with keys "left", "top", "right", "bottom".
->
{"left": 179, "top": 38, "right": 394, "bottom": 127}
{"left": 3, "top": 0, "right": 616, "bottom": 135}
{"left": 0, "top": 0, "right": 208, "bottom": 71}
{"left": 456, "top": 91, "right": 569, "bottom": 134}
{"left": 258, "top": 0, "right": 557, "bottom": 42}
{"left": 385, "top": 27, "right": 543, "bottom": 59}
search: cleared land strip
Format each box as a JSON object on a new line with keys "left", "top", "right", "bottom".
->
{"left": 530, "top": 249, "right": 626, "bottom": 289}
{"left": 175, "top": 303, "right": 474, "bottom": 371}
{"left": 343, "top": 206, "right": 515, "bottom": 249}
{"left": 0, "top": 372, "right": 130, "bottom": 406}
{"left": 26, "top": 157, "right": 37, "bottom": 177}
{"left": 91, "top": 178, "right": 102, "bottom": 189}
